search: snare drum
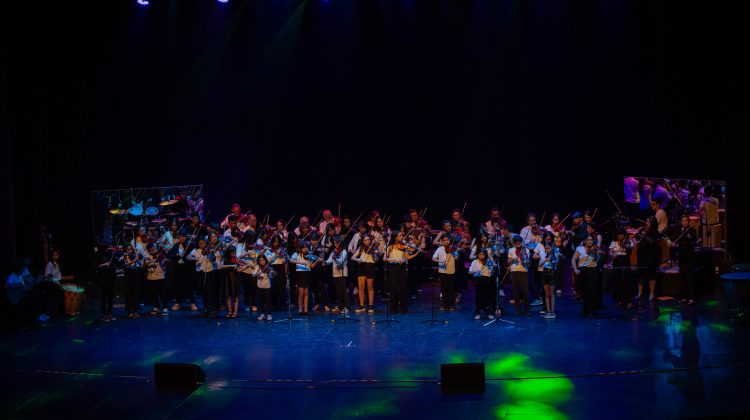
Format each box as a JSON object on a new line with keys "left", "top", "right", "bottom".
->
{"left": 62, "top": 284, "right": 85, "bottom": 315}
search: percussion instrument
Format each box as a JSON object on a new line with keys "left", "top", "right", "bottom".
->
{"left": 129, "top": 201, "right": 144, "bottom": 216}
{"left": 109, "top": 209, "right": 129, "bottom": 215}
{"left": 145, "top": 206, "right": 160, "bottom": 216}
{"left": 150, "top": 218, "right": 166, "bottom": 224}
{"left": 62, "top": 284, "right": 85, "bottom": 315}
{"left": 159, "top": 198, "right": 181, "bottom": 206}
{"left": 164, "top": 212, "right": 180, "bottom": 217}
{"left": 125, "top": 221, "right": 139, "bottom": 227}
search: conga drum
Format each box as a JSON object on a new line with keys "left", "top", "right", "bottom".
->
{"left": 62, "top": 284, "right": 85, "bottom": 315}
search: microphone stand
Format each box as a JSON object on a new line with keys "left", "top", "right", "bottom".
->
{"left": 274, "top": 265, "right": 304, "bottom": 324}
{"left": 373, "top": 254, "right": 399, "bottom": 326}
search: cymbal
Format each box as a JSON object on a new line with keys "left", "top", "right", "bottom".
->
{"left": 151, "top": 218, "right": 166, "bottom": 224}
{"left": 125, "top": 221, "right": 139, "bottom": 227}
{"left": 159, "top": 199, "right": 181, "bottom": 206}
{"left": 109, "top": 209, "right": 129, "bottom": 215}
{"left": 164, "top": 212, "right": 180, "bottom": 217}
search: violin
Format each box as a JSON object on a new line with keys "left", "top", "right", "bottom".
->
{"left": 395, "top": 241, "right": 421, "bottom": 253}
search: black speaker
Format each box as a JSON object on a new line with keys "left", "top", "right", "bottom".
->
{"left": 440, "top": 363, "right": 485, "bottom": 393}
{"left": 154, "top": 363, "right": 206, "bottom": 390}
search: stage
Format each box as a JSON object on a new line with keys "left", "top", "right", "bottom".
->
{"left": 2, "top": 284, "right": 749, "bottom": 419}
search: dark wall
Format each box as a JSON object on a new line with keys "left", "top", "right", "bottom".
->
{"left": 4, "top": 0, "right": 749, "bottom": 275}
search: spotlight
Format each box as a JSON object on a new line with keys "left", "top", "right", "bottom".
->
{"left": 137, "top": 0, "right": 149, "bottom": 5}
{"left": 217, "top": 0, "right": 228, "bottom": 3}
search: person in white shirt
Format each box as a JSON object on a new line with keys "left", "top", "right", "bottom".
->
{"left": 571, "top": 235, "right": 600, "bottom": 317}
{"left": 700, "top": 185, "right": 721, "bottom": 247}
{"left": 44, "top": 249, "right": 74, "bottom": 284}
{"left": 519, "top": 214, "right": 543, "bottom": 307}
{"left": 351, "top": 235, "right": 380, "bottom": 313}
{"left": 144, "top": 244, "right": 167, "bottom": 316}
{"left": 325, "top": 236, "right": 350, "bottom": 312}
{"left": 384, "top": 231, "right": 419, "bottom": 314}
{"left": 318, "top": 210, "right": 336, "bottom": 235}
{"left": 468, "top": 248, "right": 497, "bottom": 320}
{"left": 290, "top": 241, "right": 319, "bottom": 315}
{"left": 274, "top": 219, "right": 289, "bottom": 243}
{"left": 253, "top": 255, "right": 276, "bottom": 321}
{"left": 186, "top": 237, "right": 219, "bottom": 318}
{"left": 220, "top": 203, "right": 243, "bottom": 230}
{"left": 537, "top": 240, "right": 562, "bottom": 319}
{"left": 166, "top": 230, "right": 196, "bottom": 311}
{"left": 236, "top": 234, "right": 260, "bottom": 313}
{"left": 650, "top": 198, "right": 668, "bottom": 234}
{"left": 432, "top": 235, "right": 457, "bottom": 311}
{"left": 507, "top": 236, "right": 530, "bottom": 315}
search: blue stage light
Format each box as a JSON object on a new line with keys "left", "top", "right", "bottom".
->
{"left": 217, "top": 0, "right": 228, "bottom": 3}
{"left": 137, "top": 0, "right": 149, "bottom": 6}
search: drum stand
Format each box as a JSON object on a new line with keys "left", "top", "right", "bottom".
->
{"left": 275, "top": 269, "right": 304, "bottom": 324}
{"left": 373, "top": 263, "right": 399, "bottom": 325}
{"left": 420, "top": 277, "right": 447, "bottom": 326}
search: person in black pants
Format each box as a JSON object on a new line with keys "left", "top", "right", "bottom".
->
{"left": 674, "top": 215, "right": 698, "bottom": 305}
{"left": 121, "top": 245, "right": 142, "bottom": 318}
{"left": 95, "top": 251, "right": 117, "bottom": 322}
{"left": 384, "top": 231, "right": 419, "bottom": 313}
{"left": 609, "top": 230, "right": 635, "bottom": 310}
{"left": 572, "top": 235, "right": 601, "bottom": 317}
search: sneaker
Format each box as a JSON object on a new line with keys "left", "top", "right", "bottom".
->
{"left": 324, "top": 306, "right": 331, "bottom": 312}
{"left": 550, "top": 312, "right": 556, "bottom": 319}
{"left": 540, "top": 310, "right": 546, "bottom": 314}
{"left": 530, "top": 299, "right": 543, "bottom": 306}
{"left": 355, "top": 306, "right": 365, "bottom": 313}
{"left": 133, "top": 312, "right": 141, "bottom": 318}
{"left": 171, "top": 303, "right": 181, "bottom": 311}
{"left": 190, "top": 304, "right": 198, "bottom": 311}
{"left": 252, "top": 306, "right": 258, "bottom": 312}
{"left": 367, "top": 306, "right": 375, "bottom": 313}
{"left": 342, "top": 308, "right": 350, "bottom": 314}
{"left": 499, "top": 290, "right": 505, "bottom": 297}
{"left": 266, "top": 314, "right": 272, "bottom": 321}
{"left": 312, "top": 304, "right": 320, "bottom": 311}
{"left": 556, "top": 289, "right": 562, "bottom": 295}
{"left": 509, "top": 299, "right": 516, "bottom": 304}
{"left": 38, "top": 315, "right": 48, "bottom": 322}
{"left": 40, "top": 314, "right": 50, "bottom": 321}
{"left": 162, "top": 308, "right": 169, "bottom": 315}
{"left": 487, "top": 314, "right": 495, "bottom": 320}
{"left": 439, "top": 307, "right": 446, "bottom": 311}
{"left": 474, "top": 314, "right": 481, "bottom": 320}
{"left": 150, "top": 308, "right": 159, "bottom": 315}
{"left": 109, "top": 315, "right": 117, "bottom": 321}
{"left": 649, "top": 294, "right": 655, "bottom": 301}
{"left": 448, "top": 307, "right": 456, "bottom": 311}
{"left": 258, "top": 314, "right": 266, "bottom": 321}
{"left": 101, "top": 316, "right": 110, "bottom": 322}
{"left": 128, "top": 312, "right": 135, "bottom": 319}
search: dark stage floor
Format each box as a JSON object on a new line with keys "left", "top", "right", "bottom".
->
{"left": 2, "top": 285, "right": 750, "bottom": 420}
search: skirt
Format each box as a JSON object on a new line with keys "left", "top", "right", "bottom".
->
{"left": 296, "top": 271, "right": 311, "bottom": 288}
{"left": 358, "top": 262, "right": 376, "bottom": 279}
{"left": 223, "top": 271, "right": 241, "bottom": 298}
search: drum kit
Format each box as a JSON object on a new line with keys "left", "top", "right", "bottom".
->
{"left": 110, "top": 193, "right": 192, "bottom": 234}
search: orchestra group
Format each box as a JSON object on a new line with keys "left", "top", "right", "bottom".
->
{"left": 5, "top": 178, "right": 723, "bottom": 326}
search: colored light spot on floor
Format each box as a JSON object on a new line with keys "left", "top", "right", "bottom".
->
{"left": 331, "top": 393, "right": 399, "bottom": 419}
{"left": 72, "top": 339, "right": 85, "bottom": 344}
{"left": 613, "top": 348, "right": 640, "bottom": 359}
{"left": 703, "top": 300, "right": 719, "bottom": 307}
{"left": 495, "top": 401, "right": 567, "bottom": 420}
{"left": 709, "top": 322, "right": 731, "bottom": 333}
{"left": 486, "top": 353, "right": 530, "bottom": 377}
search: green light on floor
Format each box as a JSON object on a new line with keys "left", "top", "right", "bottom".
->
{"left": 495, "top": 401, "right": 567, "bottom": 420}
{"left": 709, "top": 322, "right": 731, "bottom": 333}
{"left": 510, "top": 375, "right": 574, "bottom": 405}
{"left": 72, "top": 339, "right": 85, "bottom": 344}
{"left": 703, "top": 300, "right": 719, "bottom": 307}
{"left": 486, "top": 353, "right": 530, "bottom": 376}
{"left": 331, "top": 393, "right": 399, "bottom": 419}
